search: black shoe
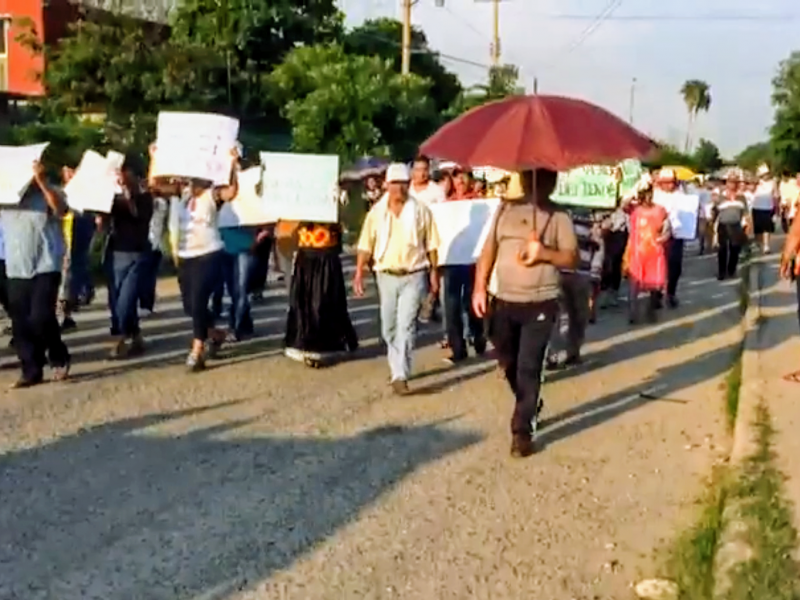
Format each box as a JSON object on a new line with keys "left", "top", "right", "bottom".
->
{"left": 667, "top": 295, "right": 679, "bottom": 309}
{"left": 472, "top": 338, "right": 487, "bottom": 356}
{"left": 11, "top": 376, "right": 44, "bottom": 389}
{"left": 60, "top": 317, "right": 77, "bottom": 332}
{"left": 510, "top": 433, "right": 535, "bottom": 458}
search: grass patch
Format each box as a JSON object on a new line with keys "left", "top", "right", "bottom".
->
{"left": 726, "top": 402, "right": 800, "bottom": 600}
{"left": 725, "top": 353, "right": 743, "bottom": 433}
{"left": 665, "top": 468, "right": 729, "bottom": 599}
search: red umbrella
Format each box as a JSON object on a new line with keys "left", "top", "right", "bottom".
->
{"left": 420, "top": 94, "right": 655, "bottom": 172}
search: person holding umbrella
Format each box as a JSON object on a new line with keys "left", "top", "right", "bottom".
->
{"left": 472, "top": 169, "right": 579, "bottom": 458}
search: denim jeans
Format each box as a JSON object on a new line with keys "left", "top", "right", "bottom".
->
{"left": 222, "top": 251, "right": 255, "bottom": 337}
{"left": 376, "top": 270, "right": 427, "bottom": 382}
{"left": 548, "top": 272, "right": 590, "bottom": 360}
{"left": 70, "top": 213, "right": 95, "bottom": 302}
{"left": 666, "top": 238, "right": 684, "bottom": 298}
{"left": 138, "top": 249, "right": 162, "bottom": 312}
{"left": 442, "top": 265, "right": 484, "bottom": 359}
{"left": 106, "top": 251, "right": 146, "bottom": 337}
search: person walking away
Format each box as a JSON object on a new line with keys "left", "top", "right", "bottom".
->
{"left": 139, "top": 191, "right": 171, "bottom": 315}
{"left": 547, "top": 209, "right": 601, "bottom": 369}
{"left": 472, "top": 169, "right": 579, "bottom": 458}
{"left": 751, "top": 165, "right": 778, "bottom": 254}
{"left": 353, "top": 163, "right": 440, "bottom": 395}
{"left": 101, "top": 155, "right": 154, "bottom": 359}
{"left": 623, "top": 184, "right": 671, "bottom": 324}
{"left": 652, "top": 168, "right": 684, "bottom": 308}
{"left": 285, "top": 221, "right": 358, "bottom": 367}
{"left": 1, "top": 160, "right": 70, "bottom": 388}
{"left": 165, "top": 148, "right": 239, "bottom": 371}
{"left": 714, "top": 172, "right": 750, "bottom": 281}
{"left": 440, "top": 194, "right": 486, "bottom": 365}
{"left": 599, "top": 202, "right": 628, "bottom": 308}
{"left": 218, "top": 223, "right": 259, "bottom": 341}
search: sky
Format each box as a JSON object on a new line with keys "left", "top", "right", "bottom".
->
{"left": 339, "top": 0, "right": 800, "bottom": 158}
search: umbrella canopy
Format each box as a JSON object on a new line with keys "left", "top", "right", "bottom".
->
{"left": 420, "top": 94, "right": 655, "bottom": 172}
{"left": 340, "top": 157, "right": 389, "bottom": 181}
{"left": 662, "top": 165, "right": 697, "bottom": 181}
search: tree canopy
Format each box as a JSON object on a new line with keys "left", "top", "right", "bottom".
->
{"left": 736, "top": 142, "right": 772, "bottom": 173}
{"left": 680, "top": 79, "right": 711, "bottom": 152}
{"left": 770, "top": 51, "right": 800, "bottom": 175}
{"left": 343, "top": 18, "right": 461, "bottom": 114}
{"left": 269, "top": 44, "right": 437, "bottom": 161}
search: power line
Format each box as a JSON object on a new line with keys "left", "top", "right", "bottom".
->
{"left": 561, "top": 0, "right": 623, "bottom": 56}
{"left": 529, "top": 13, "right": 800, "bottom": 22}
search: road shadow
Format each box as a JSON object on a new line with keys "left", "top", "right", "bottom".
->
{"left": 0, "top": 403, "right": 482, "bottom": 599}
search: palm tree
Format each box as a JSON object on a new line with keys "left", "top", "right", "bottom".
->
{"left": 681, "top": 80, "right": 712, "bottom": 152}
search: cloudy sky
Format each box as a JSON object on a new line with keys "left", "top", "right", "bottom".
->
{"left": 339, "top": 0, "right": 800, "bottom": 158}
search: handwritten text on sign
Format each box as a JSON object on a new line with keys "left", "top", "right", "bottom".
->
{"left": 260, "top": 152, "right": 339, "bottom": 223}
{"left": 151, "top": 112, "right": 239, "bottom": 185}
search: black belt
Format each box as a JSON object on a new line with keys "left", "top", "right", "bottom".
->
{"left": 379, "top": 268, "right": 427, "bottom": 277}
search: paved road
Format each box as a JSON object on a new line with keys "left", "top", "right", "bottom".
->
{"left": 0, "top": 251, "right": 743, "bottom": 599}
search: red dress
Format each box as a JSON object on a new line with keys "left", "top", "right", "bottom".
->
{"left": 627, "top": 204, "right": 668, "bottom": 291}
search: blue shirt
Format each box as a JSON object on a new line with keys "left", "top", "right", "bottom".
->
{"left": 219, "top": 226, "right": 257, "bottom": 255}
{"left": 0, "top": 186, "right": 65, "bottom": 279}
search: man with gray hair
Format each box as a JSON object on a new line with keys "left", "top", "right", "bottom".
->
{"left": 353, "top": 163, "right": 441, "bottom": 395}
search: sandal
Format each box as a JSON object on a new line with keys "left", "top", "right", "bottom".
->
{"left": 783, "top": 370, "right": 800, "bottom": 384}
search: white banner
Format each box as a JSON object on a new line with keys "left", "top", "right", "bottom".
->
{"left": 151, "top": 112, "right": 239, "bottom": 185}
{"left": 260, "top": 152, "right": 339, "bottom": 223}
{"left": 0, "top": 143, "right": 49, "bottom": 205}
{"left": 654, "top": 190, "right": 700, "bottom": 240}
{"left": 64, "top": 150, "right": 122, "bottom": 213}
{"left": 430, "top": 198, "right": 501, "bottom": 266}
{"left": 218, "top": 166, "right": 273, "bottom": 227}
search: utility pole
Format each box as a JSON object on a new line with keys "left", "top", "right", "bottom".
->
{"left": 401, "top": 0, "right": 414, "bottom": 75}
{"left": 490, "top": 0, "right": 500, "bottom": 66}
{"left": 629, "top": 77, "right": 636, "bottom": 125}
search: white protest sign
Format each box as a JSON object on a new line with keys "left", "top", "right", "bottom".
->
{"left": 260, "top": 152, "right": 339, "bottom": 223}
{"left": 0, "top": 143, "right": 49, "bottom": 205}
{"left": 64, "top": 150, "right": 122, "bottom": 213}
{"left": 218, "top": 166, "right": 273, "bottom": 227}
{"left": 654, "top": 190, "right": 699, "bottom": 240}
{"left": 151, "top": 112, "right": 239, "bottom": 185}
{"left": 430, "top": 198, "right": 501, "bottom": 266}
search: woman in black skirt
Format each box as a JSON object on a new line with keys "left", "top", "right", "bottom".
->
{"left": 284, "top": 222, "right": 358, "bottom": 367}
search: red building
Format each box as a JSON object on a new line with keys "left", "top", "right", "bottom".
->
{"left": 0, "top": 0, "right": 172, "bottom": 98}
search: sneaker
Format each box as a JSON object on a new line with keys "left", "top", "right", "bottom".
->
{"left": 186, "top": 352, "right": 206, "bottom": 372}
{"left": 108, "top": 338, "right": 128, "bottom": 360}
{"left": 60, "top": 317, "right": 77, "bottom": 332}
{"left": 128, "top": 335, "right": 146, "bottom": 357}
{"left": 391, "top": 379, "right": 410, "bottom": 396}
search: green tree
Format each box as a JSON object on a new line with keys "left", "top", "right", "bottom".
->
{"left": 269, "top": 44, "right": 436, "bottom": 161}
{"left": 680, "top": 79, "right": 711, "bottom": 152}
{"left": 736, "top": 141, "right": 772, "bottom": 173}
{"left": 644, "top": 141, "right": 697, "bottom": 171}
{"left": 692, "top": 138, "right": 723, "bottom": 173}
{"left": 770, "top": 51, "right": 800, "bottom": 175}
{"left": 450, "top": 64, "right": 523, "bottom": 115}
{"left": 343, "top": 18, "right": 461, "bottom": 114}
{"left": 170, "top": 0, "right": 343, "bottom": 113}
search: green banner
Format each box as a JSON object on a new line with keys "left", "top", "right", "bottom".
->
{"left": 551, "top": 159, "right": 643, "bottom": 209}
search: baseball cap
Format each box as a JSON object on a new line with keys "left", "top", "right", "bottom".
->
{"left": 386, "top": 163, "right": 410, "bottom": 183}
{"left": 656, "top": 168, "right": 676, "bottom": 182}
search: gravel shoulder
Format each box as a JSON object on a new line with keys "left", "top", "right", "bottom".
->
{"left": 0, "top": 254, "right": 741, "bottom": 599}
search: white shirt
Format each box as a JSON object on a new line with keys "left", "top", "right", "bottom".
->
{"left": 169, "top": 190, "right": 224, "bottom": 259}
{"left": 751, "top": 180, "right": 776, "bottom": 211}
{"left": 409, "top": 181, "right": 445, "bottom": 205}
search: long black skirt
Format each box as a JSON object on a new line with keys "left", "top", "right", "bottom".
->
{"left": 284, "top": 247, "right": 358, "bottom": 360}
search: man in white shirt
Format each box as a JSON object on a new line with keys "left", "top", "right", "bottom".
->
{"left": 409, "top": 155, "right": 446, "bottom": 205}
{"left": 751, "top": 165, "right": 778, "bottom": 253}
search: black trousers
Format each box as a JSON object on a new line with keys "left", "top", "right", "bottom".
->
{"left": 178, "top": 251, "right": 223, "bottom": 341}
{"left": 490, "top": 298, "right": 558, "bottom": 436}
{"left": 442, "top": 265, "right": 484, "bottom": 359}
{"left": 0, "top": 260, "right": 8, "bottom": 314}
{"left": 601, "top": 230, "right": 627, "bottom": 292}
{"left": 666, "top": 239, "right": 684, "bottom": 298}
{"left": 7, "top": 272, "right": 70, "bottom": 381}
{"left": 717, "top": 223, "right": 744, "bottom": 279}
{"left": 248, "top": 236, "right": 273, "bottom": 294}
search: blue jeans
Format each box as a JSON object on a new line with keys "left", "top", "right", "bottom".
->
{"left": 70, "top": 213, "right": 95, "bottom": 302}
{"left": 138, "top": 249, "right": 162, "bottom": 312}
{"left": 222, "top": 251, "right": 255, "bottom": 337}
{"left": 106, "top": 251, "right": 146, "bottom": 337}
{"left": 442, "top": 265, "right": 484, "bottom": 359}
{"left": 376, "top": 270, "right": 427, "bottom": 382}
